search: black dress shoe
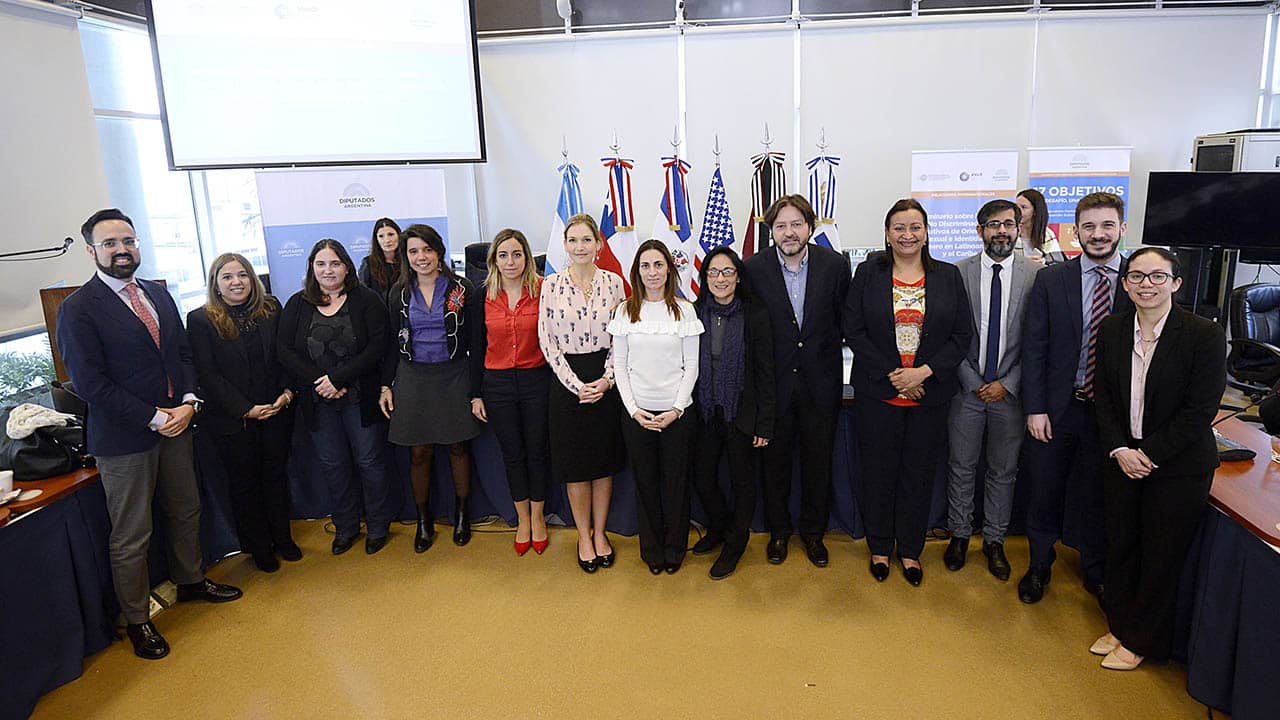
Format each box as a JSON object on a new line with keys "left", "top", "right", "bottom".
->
{"left": 1018, "top": 565, "right": 1052, "bottom": 604}
{"left": 126, "top": 621, "right": 170, "bottom": 660}
{"left": 802, "top": 537, "right": 829, "bottom": 568}
{"left": 665, "top": 562, "right": 681, "bottom": 575}
{"left": 251, "top": 550, "right": 280, "bottom": 573}
{"left": 332, "top": 534, "right": 359, "bottom": 556}
{"left": 869, "top": 560, "right": 890, "bottom": 582}
{"left": 766, "top": 536, "right": 788, "bottom": 565}
{"left": 901, "top": 560, "right": 923, "bottom": 587}
{"left": 943, "top": 536, "right": 969, "bottom": 571}
{"left": 365, "top": 534, "right": 389, "bottom": 555}
{"left": 692, "top": 532, "right": 723, "bottom": 556}
{"left": 709, "top": 547, "right": 743, "bottom": 581}
{"left": 414, "top": 519, "right": 435, "bottom": 554}
{"left": 176, "top": 578, "right": 243, "bottom": 604}
{"left": 982, "top": 541, "right": 1011, "bottom": 581}
{"left": 648, "top": 564, "right": 663, "bottom": 575}
{"left": 276, "top": 541, "right": 303, "bottom": 562}
{"left": 579, "top": 553, "right": 600, "bottom": 574}
{"left": 596, "top": 533, "right": 615, "bottom": 568}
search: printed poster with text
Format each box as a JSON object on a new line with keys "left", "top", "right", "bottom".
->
{"left": 910, "top": 150, "right": 1019, "bottom": 263}
{"left": 1027, "top": 147, "right": 1130, "bottom": 256}
{"left": 256, "top": 167, "right": 449, "bottom": 301}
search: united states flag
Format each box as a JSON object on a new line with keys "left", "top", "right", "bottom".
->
{"left": 693, "top": 166, "right": 735, "bottom": 296}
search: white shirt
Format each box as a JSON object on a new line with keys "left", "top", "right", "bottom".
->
{"left": 978, "top": 252, "right": 1014, "bottom": 378}
{"left": 606, "top": 299, "right": 703, "bottom": 418}
{"left": 1129, "top": 310, "right": 1170, "bottom": 440}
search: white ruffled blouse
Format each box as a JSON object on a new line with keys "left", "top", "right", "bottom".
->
{"left": 606, "top": 298, "right": 704, "bottom": 418}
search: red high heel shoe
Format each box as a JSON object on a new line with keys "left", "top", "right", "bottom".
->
{"left": 514, "top": 539, "right": 532, "bottom": 556}
{"left": 531, "top": 536, "right": 549, "bottom": 555}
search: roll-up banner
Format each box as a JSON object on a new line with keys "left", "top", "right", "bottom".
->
{"left": 255, "top": 167, "right": 448, "bottom": 301}
{"left": 910, "top": 150, "right": 1019, "bottom": 263}
{"left": 1026, "top": 147, "right": 1131, "bottom": 255}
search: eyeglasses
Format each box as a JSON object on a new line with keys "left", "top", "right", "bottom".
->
{"left": 706, "top": 268, "right": 737, "bottom": 278}
{"left": 91, "top": 238, "right": 142, "bottom": 251}
{"left": 1123, "top": 270, "right": 1175, "bottom": 286}
{"left": 983, "top": 220, "right": 1018, "bottom": 231}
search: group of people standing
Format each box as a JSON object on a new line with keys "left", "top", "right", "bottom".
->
{"left": 59, "top": 190, "right": 1224, "bottom": 671}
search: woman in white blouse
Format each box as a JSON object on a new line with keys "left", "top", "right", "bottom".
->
{"left": 608, "top": 239, "right": 704, "bottom": 575}
{"left": 537, "top": 213, "right": 628, "bottom": 573}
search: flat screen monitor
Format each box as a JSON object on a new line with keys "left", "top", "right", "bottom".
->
{"left": 1143, "top": 172, "right": 1280, "bottom": 249}
{"left": 145, "top": 0, "right": 485, "bottom": 169}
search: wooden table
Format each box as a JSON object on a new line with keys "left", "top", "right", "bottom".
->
{"left": 0, "top": 467, "right": 100, "bottom": 527}
{"left": 1211, "top": 416, "right": 1280, "bottom": 546}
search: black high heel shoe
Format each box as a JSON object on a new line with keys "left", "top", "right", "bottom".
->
{"left": 869, "top": 559, "right": 890, "bottom": 582}
{"left": 596, "top": 533, "right": 616, "bottom": 569}
{"left": 901, "top": 558, "right": 923, "bottom": 587}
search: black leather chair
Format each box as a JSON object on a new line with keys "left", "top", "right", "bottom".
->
{"left": 464, "top": 242, "right": 489, "bottom": 289}
{"left": 1226, "top": 283, "right": 1280, "bottom": 402}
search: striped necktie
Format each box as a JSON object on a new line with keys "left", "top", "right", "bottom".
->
{"left": 1081, "top": 266, "right": 1111, "bottom": 398}
{"left": 124, "top": 283, "right": 173, "bottom": 396}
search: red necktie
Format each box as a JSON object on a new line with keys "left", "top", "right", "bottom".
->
{"left": 1081, "top": 266, "right": 1111, "bottom": 398}
{"left": 125, "top": 283, "right": 173, "bottom": 396}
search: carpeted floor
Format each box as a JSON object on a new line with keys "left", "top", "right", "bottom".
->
{"left": 34, "top": 520, "right": 1215, "bottom": 719}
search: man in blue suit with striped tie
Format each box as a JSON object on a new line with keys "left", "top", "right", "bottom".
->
{"left": 57, "top": 208, "right": 242, "bottom": 660}
{"left": 1019, "top": 192, "right": 1132, "bottom": 604}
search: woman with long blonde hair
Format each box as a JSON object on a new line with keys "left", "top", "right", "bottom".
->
{"left": 187, "top": 253, "right": 300, "bottom": 571}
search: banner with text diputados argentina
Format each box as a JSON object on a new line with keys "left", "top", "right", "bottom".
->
{"left": 910, "top": 150, "right": 1019, "bottom": 263}
{"left": 1027, "top": 147, "right": 1131, "bottom": 256}
{"left": 255, "top": 167, "right": 449, "bottom": 301}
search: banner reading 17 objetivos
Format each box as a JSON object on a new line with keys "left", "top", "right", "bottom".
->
{"left": 910, "top": 150, "right": 1019, "bottom": 263}
{"left": 1027, "top": 147, "right": 1131, "bottom": 255}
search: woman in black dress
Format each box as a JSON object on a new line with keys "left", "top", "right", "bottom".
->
{"left": 188, "top": 253, "right": 299, "bottom": 572}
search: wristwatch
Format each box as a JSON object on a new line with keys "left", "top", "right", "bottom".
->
{"left": 183, "top": 398, "right": 203, "bottom": 413}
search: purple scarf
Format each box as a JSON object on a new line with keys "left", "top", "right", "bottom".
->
{"left": 697, "top": 296, "right": 746, "bottom": 423}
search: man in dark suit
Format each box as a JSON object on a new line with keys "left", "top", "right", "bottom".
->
{"left": 944, "top": 200, "right": 1040, "bottom": 581}
{"left": 1019, "top": 192, "right": 1132, "bottom": 604}
{"left": 57, "top": 208, "right": 241, "bottom": 660}
{"left": 743, "top": 195, "right": 850, "bottom": 567}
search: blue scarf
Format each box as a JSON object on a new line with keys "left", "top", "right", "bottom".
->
{"left": 697, "top": 296, "right": 746, "bottom": 423}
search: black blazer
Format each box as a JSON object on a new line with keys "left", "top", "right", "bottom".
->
{"left": 693, "top": 297, "right": 777, "bottom": 439}
{"left": 742, "top": 243, "right": 850, "bottom": 412}
{"left": 357, "top": 256, "right": 395, "bottom": 306}
{"left": 56, "top": 275, "right": 198, "bottom": 456}
{"left": 842, "top": 252, "right": 973, "bottom": 406}
{"left": 187, "top": 300, "right": 291, "bottom": 437}
{"left": 1094, "top": 305, "right": 1226, "bottom": 474}
{"left": 1022, "top": 255, "right": 1133, "bottom": 423}
{"left": 277, "top": 284, "right": 389, "bottom": 430}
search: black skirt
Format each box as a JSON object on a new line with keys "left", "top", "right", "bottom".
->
{"left": 549, "top": 349, "right": 626, "bottom": 483}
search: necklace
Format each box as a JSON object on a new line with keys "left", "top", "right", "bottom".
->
{"left": 570, "top": 269, "right": 594, "bottom": 299}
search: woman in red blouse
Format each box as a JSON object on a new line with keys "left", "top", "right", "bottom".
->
{"left": 470, "top": 229, "right": 552, "bottom": 555}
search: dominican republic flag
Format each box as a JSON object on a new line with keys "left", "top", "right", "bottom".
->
{"left": 543, "top": 162, "right": 584, "bottom": 276}
{"left": 597, "top": 156, "right": 638, "bottom": 293}
{"left": 806, "top": 155, "right": 842, "bottom": 252}
{"left": 741, "top": 151, "right": 786, "bottom": 258}
{"left": 692, "top": 166, "right": 735, "bottom": 296}
{"left": 650, "top": 156, "right": 698, "bottom": 299}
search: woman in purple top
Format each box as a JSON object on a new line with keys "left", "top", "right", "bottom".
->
{"left": 379, "top": 224, "right": 482, "bottom": 553}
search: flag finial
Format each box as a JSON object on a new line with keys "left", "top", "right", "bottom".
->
{"left": 817, "top": 127, "right": 828, "bottom": 152}
{"left": 712, "top": 133, "right": 721, "bottom": 168}
{"left": 610, "top": 129, "right": 621, "bottom": 160}
{"left": 761, "top": 123, "right": 772, "bottom": 152}
{"left": 561, "top": 135, "right": 569, "bottom": 162}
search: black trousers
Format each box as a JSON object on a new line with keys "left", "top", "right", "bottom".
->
{"left": 1025, "top": 398, "right": 1107, "bottom": 585}
{"left": 691, "top": 408, "right": 758, "bottom": 552}
{"left": 622, "top": 409, "right": 696, "bottom": 566}
{"left": 211, "top": 413, "right": 294, "bottom": 554}
{"left": 761, "top": 391, "right": 837, "bottom": 540}
{"left": 853, "top": 399, "right": 948, "bottom": 560}
{"left": 1103, "top": 464, "right": 1211, "bottom": 661}
{"left": 482, "top": 366, "right": 552, "bottom": 503}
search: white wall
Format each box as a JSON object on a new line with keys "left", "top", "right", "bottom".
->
{"left": 0, "top": 3, "right": 109, "bottom": 335}
{"left": 474, "top": 10, "right": 1269, "bottom": 256}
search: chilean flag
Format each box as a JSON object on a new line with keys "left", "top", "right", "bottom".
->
{"left": 597, "top": 156, "right": 638, "bottom": 293}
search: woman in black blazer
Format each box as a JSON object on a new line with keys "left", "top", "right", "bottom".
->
{"left": 277, "top": 239, "right": 395, "bottom": 556}
{"left": 1091, "top": 247, "right": 1226, "bottom": 671}
{"left": 689, "top": 246, "right": 775, "bottom": 580}
{"left": 843, "top": 199, "right": 972, "bottom": 586}
{"left": 188, "top": 253, "right": 299, "bottom": 572}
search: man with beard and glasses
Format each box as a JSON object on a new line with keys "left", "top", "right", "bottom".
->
{"left": 1018, "top": 192, "right": 1132, "bottom": 604}
{"left": 742, "top": 195, "right": 850, "bottom": 568}
{"left": 57, "top": 208, "right": 241, "bottom": 661}
{"left": 942, "top": 199, "right": 1040, "bottom": 581}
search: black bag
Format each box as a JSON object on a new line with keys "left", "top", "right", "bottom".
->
{"left": 0, "top": 407, "right": 93, "bottom": 481}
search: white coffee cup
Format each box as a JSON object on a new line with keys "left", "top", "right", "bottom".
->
{"left": 0, "top": 469, "right": 13, "bottom": 494}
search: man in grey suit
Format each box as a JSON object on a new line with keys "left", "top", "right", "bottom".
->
{"left": 942, "top": 199, "right": 1039, "bottom": 580}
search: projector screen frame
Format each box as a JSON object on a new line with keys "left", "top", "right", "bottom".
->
{"left": 143, "top": 0, "right": 487, "bottom": 170}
